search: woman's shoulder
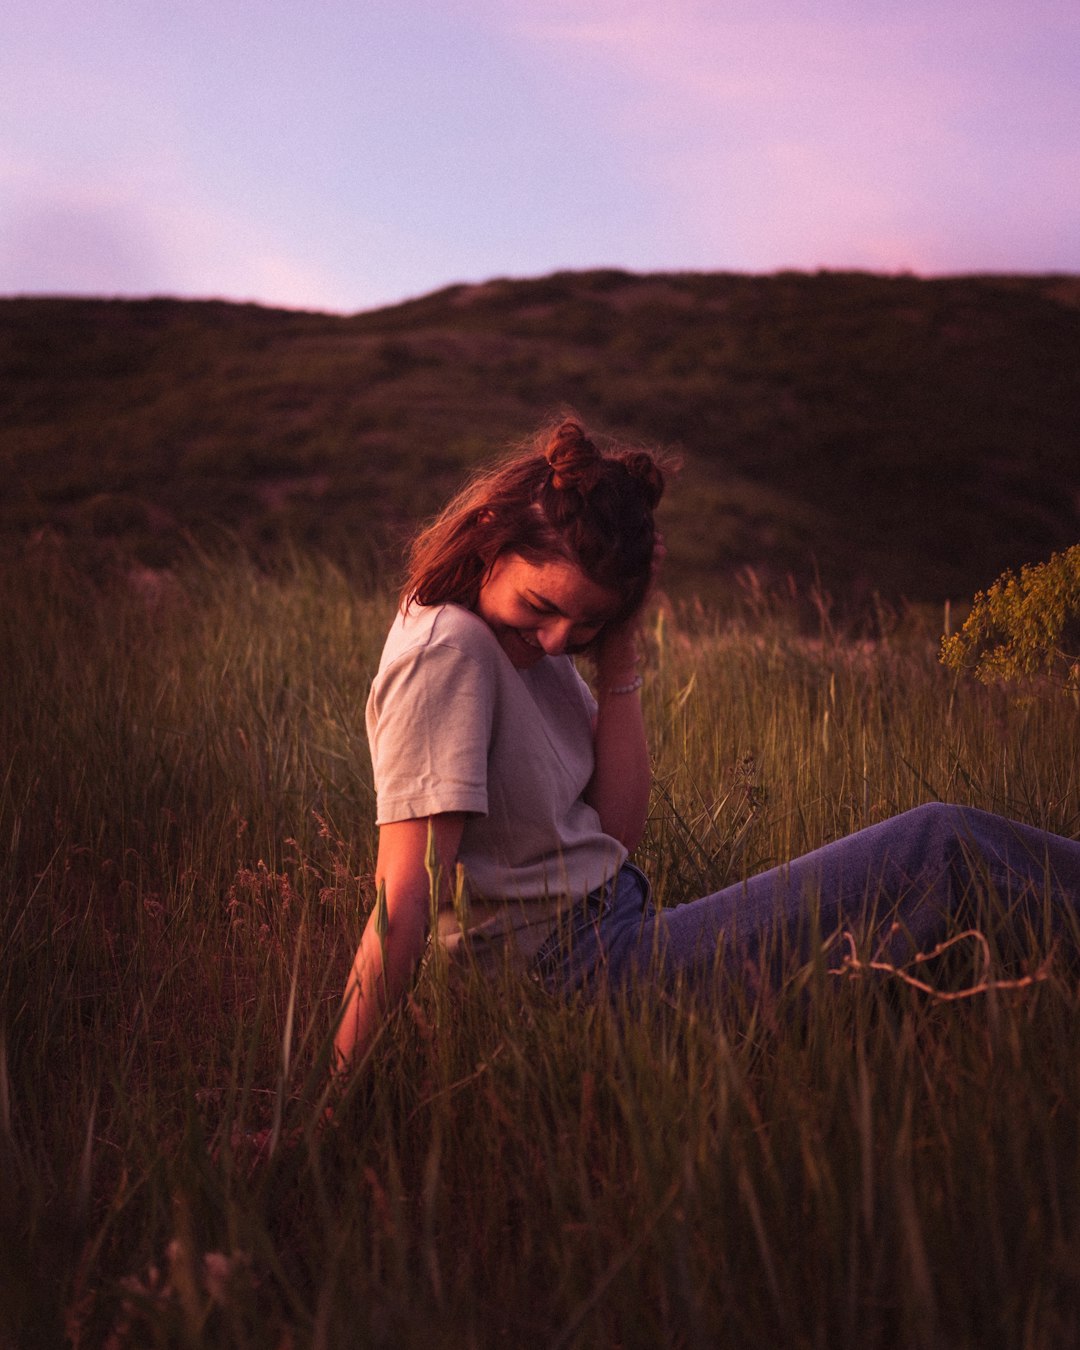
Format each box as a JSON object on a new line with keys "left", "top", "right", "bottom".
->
{"left": 379, "top": 602, "right": 500, "bottom": 671}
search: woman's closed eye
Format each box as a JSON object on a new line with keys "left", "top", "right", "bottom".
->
{"left": 565, "top": 626, "right": 604, "bottom": 653}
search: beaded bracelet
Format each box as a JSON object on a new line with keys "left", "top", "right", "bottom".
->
{"left": 603, "top": 672, "right": 645, "bottom": 695}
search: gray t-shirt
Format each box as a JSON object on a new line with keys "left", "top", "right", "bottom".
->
{"left": 366, "top": 603, "right": 627, "bottom": 956}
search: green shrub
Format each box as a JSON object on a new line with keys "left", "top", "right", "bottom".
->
{"left": 941, "top": 544, "right": 1080, "bottom": 690}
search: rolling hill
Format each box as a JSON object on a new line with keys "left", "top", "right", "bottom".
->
{"left": 2, "top": 268, "right": 1078, "bottom": 608}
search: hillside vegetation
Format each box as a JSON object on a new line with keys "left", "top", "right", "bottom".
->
{"left": 3, "top": 269, "right": 1079, "bottom": 604}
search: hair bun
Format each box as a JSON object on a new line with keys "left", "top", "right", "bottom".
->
{"left": 616, "top": 450, "right": 665, "bottom": 511}
{"left": 544, "top": 420, "right": 603, "bottom": 494}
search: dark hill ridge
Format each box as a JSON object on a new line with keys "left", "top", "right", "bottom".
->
{"left": 2, "top": 269, "right": 1078, "bottom": 606}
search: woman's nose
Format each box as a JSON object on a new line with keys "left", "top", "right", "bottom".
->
{"left": 537, "top": 621, "right": 574, "bottom": 655}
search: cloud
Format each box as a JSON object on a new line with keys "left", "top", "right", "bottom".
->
{"left": 0, "top": 160, "right": 353, "bottom": 310}
{"left": 503, "top": 0, "right": 1080, "bottom": 272}
{"left": 1, "top": 194, "right": 167, "bottom": 295}
{"left": 143, "top": 196, "right": 349, "bottom": 310}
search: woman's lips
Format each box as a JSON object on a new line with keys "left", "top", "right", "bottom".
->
{"left": 506, "top": 629, "right": 544, "bottom": 665}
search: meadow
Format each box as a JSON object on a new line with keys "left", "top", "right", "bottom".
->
{"left": 3, "top": 546, "right": 1080, "bottom": 1349}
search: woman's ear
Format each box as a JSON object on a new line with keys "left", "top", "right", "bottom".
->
{"left": 477, "top": 509, "right": 495, "bottom": 525}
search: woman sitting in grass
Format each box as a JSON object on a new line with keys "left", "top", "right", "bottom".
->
{"left": 334, "top": 418, "right": 1080, "bottom": 1071}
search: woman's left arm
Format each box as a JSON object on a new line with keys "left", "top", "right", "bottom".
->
{"left": 585, "top": 621, "right": 651, "bottom": 852}
{"left": 585, "top": 532, "right": 664, "bottom": 851}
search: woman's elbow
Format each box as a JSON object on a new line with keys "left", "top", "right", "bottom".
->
{"left": 382, "top": 905, "right": 431, "bottom": 969}
{"left": 616, "top": 823, "right": 646, "bottom": 854}
{"left": 598, "top": 806, "right": 646, "bottom": 854}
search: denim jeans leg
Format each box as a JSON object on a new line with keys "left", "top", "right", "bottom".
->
{"left": 533, "top": 864, "right": 654, "bottom": 996}
{"left": 594, "top": 803, "right": 1080, "bottom": 995}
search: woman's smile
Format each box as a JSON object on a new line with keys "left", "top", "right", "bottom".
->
{"left": 475, "top": 554, "right": 621, "bottom": 669}
{"left": 498, "top": 626, "right": 544, "bottom": 667}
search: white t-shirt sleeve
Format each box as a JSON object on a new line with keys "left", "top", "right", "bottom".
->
{"left": 368, "top": 639, "right": 493, "bottom": 824}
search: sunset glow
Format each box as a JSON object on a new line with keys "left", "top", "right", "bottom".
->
{"left": 3, "top": 0, "right": 1077, "bottom": 312}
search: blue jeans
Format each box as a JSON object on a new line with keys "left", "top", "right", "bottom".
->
{"left": 532, "top": 803, "right": 1080, "bottom": 998}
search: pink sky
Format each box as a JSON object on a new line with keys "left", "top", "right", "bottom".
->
{"left": 2, "top": 0, "right": 1077, "bottom": 312}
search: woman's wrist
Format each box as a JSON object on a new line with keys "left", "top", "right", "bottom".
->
{"left": 593, "top": 614, "right": 646, "bottom": 693}
{"left": 596, "top": 645, "right": 644, "bottom": 693}
{"left": 600, "top": 671, "right": 644, "bottom": 696}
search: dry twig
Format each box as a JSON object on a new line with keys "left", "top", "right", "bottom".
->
{"left": 828, "top": 927, "right": 1052, "bottom": 1000}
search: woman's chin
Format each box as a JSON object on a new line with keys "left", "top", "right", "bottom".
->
{"left": 501, "top": 630, "right": 545, "bottom": 668}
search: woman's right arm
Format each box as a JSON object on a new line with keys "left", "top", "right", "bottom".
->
{"left": 333, "top": 812, "right": 465, "bottom": 1076}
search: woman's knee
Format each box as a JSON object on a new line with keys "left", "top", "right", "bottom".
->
{"left": 903, "top": 801, "right": 967, "bottom": 833}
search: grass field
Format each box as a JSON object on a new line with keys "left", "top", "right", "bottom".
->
{"left": 3, "top": 548, "right": 1080, "bottom": 1348}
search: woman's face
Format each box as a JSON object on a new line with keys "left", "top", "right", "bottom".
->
{"left": 475, "top": 553, "right": 621, "bottom": 669}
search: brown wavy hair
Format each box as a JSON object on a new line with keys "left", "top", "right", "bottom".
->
{"left": 402, "top": 418, "right": 670, "bottom": 622}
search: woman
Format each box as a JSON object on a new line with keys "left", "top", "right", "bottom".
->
{"left": 334, "top": 419, "right": 1080, "bottom": 1071}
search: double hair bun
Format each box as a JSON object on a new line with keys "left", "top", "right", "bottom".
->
{"left": 543, "top": 420, "right": 663, "bottom": 509}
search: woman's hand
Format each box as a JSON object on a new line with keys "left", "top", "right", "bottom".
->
{"left": 592, "top": 529, "right": 665, "bottom": 688}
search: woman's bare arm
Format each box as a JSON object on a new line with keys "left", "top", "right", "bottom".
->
{"left": 333, "top": 813, "right": 465, "bottom": 1075}
{"left": 585, "top": 620, "right": 651, "bottom": 852}
{"left": 584, "top": 534, "right": 664, "bottom": 852}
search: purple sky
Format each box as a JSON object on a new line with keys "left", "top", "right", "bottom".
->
{"left": 3, "top": 0, "right": 1078, "bottom": 313}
